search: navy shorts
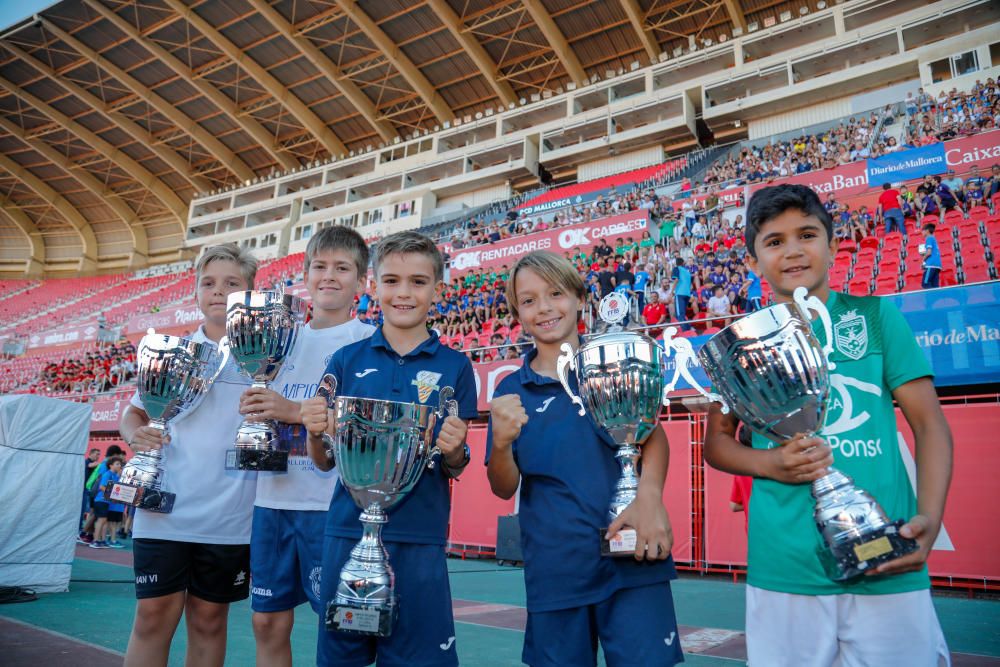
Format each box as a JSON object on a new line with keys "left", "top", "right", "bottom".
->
{"left": 317, "top": 536, "right": 458, "bottom": 667}
{"left": 523, "top": 581, "right": 684, "bottom": 667}
{"left": 93, "top": 501, "right": 109, "bottom": 518}
{"left": 250, "top": 507, "right": 326, "bottom": 614}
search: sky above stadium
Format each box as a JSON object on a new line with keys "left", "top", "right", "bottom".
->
{"left": 0, "top": 0, "right": 55, "bottom": 32}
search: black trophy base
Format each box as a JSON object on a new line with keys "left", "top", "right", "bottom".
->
{"left": 600, "top": 527, "right": 638, "bottom": 558}
{"left": 821, "top": 520, "right": 919, "bottom": 582}
{"left": 235, "top": 447, "right": 288, "bottom": 472}
{"left": 109, "top": 483, "right": 175, "bottom": 514}
{"left": 326, "top": 600, "right": 397, "bottom": 637}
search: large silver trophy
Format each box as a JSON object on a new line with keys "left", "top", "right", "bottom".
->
{"left": 224, "top": 291, "right": 306, "bottom": 471}
{"left": 697, "top": 287, "right": 917, "bottom": 580}
{"left": 556, "top": 293, "right": 710, "bottom": 557}
{"left": 316, "top": 374, "right": 458, "bottom": 637}
{"left": 110, "top": 329, "right": 226, "bottom": 513}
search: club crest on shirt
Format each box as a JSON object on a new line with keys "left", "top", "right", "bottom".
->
{"left": 412, "top": 370, "right": 443, "bottom": 403}
{"left": 834, "top": 309, "right": 868, "bottom": 360}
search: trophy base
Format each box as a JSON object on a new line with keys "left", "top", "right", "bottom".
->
{"left": 600, "top": 527, "right": 638, "bottom": 558}
{"left": 325, "top": 599, "right": 396, "bottom": 637}
{"left": 234, "top": 447, "right": 288, "bottom": 472}
{"left": 109, "top": 483, "right": 175, "bottom": 514}
{"left": 820, "top": 520, "right": 919, "bottom": 582}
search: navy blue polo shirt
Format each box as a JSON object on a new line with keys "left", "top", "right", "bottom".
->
{"left": 323, "top": 327, "right": 478, "bottom": 545}
{"left": 485, "top": 347, "right": 676, "bottom": 613}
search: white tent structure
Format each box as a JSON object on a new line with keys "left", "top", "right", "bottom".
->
{"left": 0, "top": 395, "right": 92, "bottom": 593}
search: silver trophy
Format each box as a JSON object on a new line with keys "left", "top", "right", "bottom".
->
{"left": 697, "top": 287, "right": 916, "bottom": 580}
{"left": 224, "top": 290, "right": 306, "bottom": 471}
{"left": 110, "top": 328, "right": 226, "bottom": 513}
{"left": 316, "top": 374, "right": 458, "bottom": 637}
{"left": 556, "top": 293, "right": 705, "bottom": 557}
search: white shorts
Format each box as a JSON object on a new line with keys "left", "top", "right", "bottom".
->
{"left": 745, "top": 585, "right": 950, "bottom": 667}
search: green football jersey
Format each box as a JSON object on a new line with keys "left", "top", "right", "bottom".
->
{"left": 746, "top": 291, "right": 933, "bottom": 595}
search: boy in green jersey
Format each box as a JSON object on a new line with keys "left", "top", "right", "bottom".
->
{"left": 705, "top": 184, "right": 953, "bottom": 666}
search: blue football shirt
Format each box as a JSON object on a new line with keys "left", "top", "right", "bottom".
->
{"left": 323, "top": 328, "right": 478, "bottom": 545}
{"left": 485, "top": 347, "right": 676, "bottom": 613}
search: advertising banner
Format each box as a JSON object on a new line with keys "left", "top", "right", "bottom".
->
{"left": 90, "top": 397, "right": 128, "bottom": 432}
{"left": 866, "top": 143, "right": 947, "bottom": 187}
{"left": 749, "top": 159, "right": 869, "bottom": 198}
{"left": 125, "top": 303, "right": 203, "bottom": 337}
{"left": 27, "top": 323, "right": 100, "bottom": 349}
{"left": 448, "top": 210, "right": 651, "bottom": 277}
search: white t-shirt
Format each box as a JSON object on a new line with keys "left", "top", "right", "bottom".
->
{"left": 708, "top": 295, "right": 731, "bottom": 316}
{"left": 130, "top": 326, "right": 256, "bottom": 545}
{"left": 255, "top": 318, "right": 375, "bottom": 511}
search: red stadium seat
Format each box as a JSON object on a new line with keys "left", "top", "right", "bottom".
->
{"left": 944, "top": 209, "right": 963, "bottom": 223}
{"left": 874, "top": 276, "right": 898, "bottom": 295}
{"left": 859, "top": 237, "right": 880, "bottom": 251}
{"left": 963, "top": 261, "right": 991, "bottom": 283}
{"left": 848, "top": 277, "right": 870, "bottom": 296}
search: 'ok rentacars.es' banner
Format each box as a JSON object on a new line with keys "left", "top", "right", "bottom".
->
{"left": 447, "top": 209, "right": 651, "bottom": 276}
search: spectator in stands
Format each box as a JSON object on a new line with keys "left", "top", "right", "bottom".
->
{"left": 963, "top": 165, "right": 987, "bottom": 208}
{"left": 877, "top": 182, "right": 906, "bottom": 235}
{"left": 706, "top": 285, "right": 734, "bottom": 328}
{"left": 642, "top": 290, "right": 668, "bottom": 339}
{"left": 932, "top": 175, "right": 959, "bottom": 212}
{"left": 920, "top": 223, "right": 942, "bottom": 289}
{"left": 670, "top": 257, "right": 693, "bottom": 332}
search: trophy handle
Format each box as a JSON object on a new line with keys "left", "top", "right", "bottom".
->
{"left": 793, "top": 287, "right": 837, "bottom": 370}
{"left": 427, "top": 386, "right": 459, "bottom": 469}
{"left": 661, "top": 327, "right": 730, "bottom": 413}
{"left": 316, "top": 373, "right": 338, "bottom": 408}
{"left": 213, "top": 336, "right": 231, "bottom": 383}
{"left": 437, "top": 386, "right": 459, "bottom": 419}
{"left": 556, "top": 343, "right": 586, "bottom": 417}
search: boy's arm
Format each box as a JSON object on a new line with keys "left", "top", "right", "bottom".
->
{"left": 872, "top": 377, "right": 953, "bottom": 576}
{"left": 607, "top": 424, "right": 672, "bottom": 560}
{"left": 704, "top": 404, "right": 832, "bottom": 483}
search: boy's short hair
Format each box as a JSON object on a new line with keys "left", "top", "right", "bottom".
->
{"left": 305, "top": 225, "right": 370, "bottom": 277}
{"left": 373, "top": 231, "right": 443, "bottom": 282}
{"left": 745, "top": 184, "right": 833, "bottom": 258}
{"left": 923, "top": 223, "right": 936, "bottom": 234}
{"left": 506, "top": 250, "right": 586, "bottom": 319}
{"left": 196, "top": 242, "right": 257, "bottom": 286}
{"left": 106, "top": 444, "right": 124, "bottom": 457}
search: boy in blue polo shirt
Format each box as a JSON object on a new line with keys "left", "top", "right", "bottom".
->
{"left": 487, "top": 250, "right": 683, "bottom": 667}
{"left": 705, "top": 184, "right": 952, "bottom": 666}
{"left": 243, "top": 226, "right": 375, "bottom": 666}
{"left": 301, "top": 230, "right": 477, "bottom": 667}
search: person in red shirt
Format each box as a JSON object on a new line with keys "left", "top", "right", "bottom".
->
{"left": 642, "top": 290, "right": 668, "bottom": 339}
{"left": 877, "top": 182, "right": 906, "bottom": 235}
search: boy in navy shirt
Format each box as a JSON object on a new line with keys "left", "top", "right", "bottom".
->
{"left": 302, "top": 231, "right": 477, "bottom": 667}
{"left": 487, "top": 250, "right": 683, "bottom": 667}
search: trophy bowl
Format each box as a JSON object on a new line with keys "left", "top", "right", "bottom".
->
{"left": 318, "top": 375, "right": 456, "bottom": 637}
{"left": 697, "top": 300, "right": 830, "bottom": 441}
{"left": 557, "top": 330, "right": 666, "bottom": 556}
{"left": 225, "top": 290, "right": 306, "bottom": 471}
{"left": 111, "top": 330, "right": 224, "bottom": 513}
{"left": 697, "top": 288, "right": 917, "bottom": 580}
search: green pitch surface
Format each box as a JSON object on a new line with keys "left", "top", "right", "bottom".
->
{"left": 1, "top": 547, "right": 998, "bottom": 666}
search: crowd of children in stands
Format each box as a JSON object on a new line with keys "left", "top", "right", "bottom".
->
{"left": 29, "top": 341, "right": 136, "bottom": 396}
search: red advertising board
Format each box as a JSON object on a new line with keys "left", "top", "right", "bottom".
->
{"left": 472, "top": 359, "right": 523, "bottom": 411}
{"left": 90, "top": 396, "right": 129, "bottom": 432}
{"left": 448, "top": 210, "right": 652, "bottom": 277}
{"left": 749, "top": 159, "right": 869, "bottom": 198}
{"left": 703, "top": 459, "right": 748, "bottom": 567}
{"left": 661, "top": 419, "right": 694, "bottom": 563}
{"left": 447, "top": 426, "right": 516, "bottom": 550}
{"left": 944, "top": 128, "right": 1000, "bottom": 172}
{"left": 897, "top": 403, "right": 1000, "bottom": 581}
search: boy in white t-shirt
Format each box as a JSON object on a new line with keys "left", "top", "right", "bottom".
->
{"left": 242, "top": 227, "right": 375, "bottom": 666}
{"left": 706, "top": 285, "right": 734, "bottom": 328}
{"left": 120, "top": 243, "right": 258, "bottom": 667}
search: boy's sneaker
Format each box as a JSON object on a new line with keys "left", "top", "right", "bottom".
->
{"left": 107, "top": 542, "right": 126, "bottom": 549}
{"left": 77, "top": 534, "right": 93, "bottom": 545}
{"left": 88, "top": 541, "right": 109, "bottom": 549}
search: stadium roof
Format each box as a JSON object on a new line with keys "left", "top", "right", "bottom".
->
{"left": 0, "top": 0, "right": 814, "bottom": 273}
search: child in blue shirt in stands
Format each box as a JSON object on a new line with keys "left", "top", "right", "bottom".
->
{"left": 302, "top": 231, "right": 478, "bottom": 667}
{"left": 487, "top": 250, "right": 683, "bottom": 667}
